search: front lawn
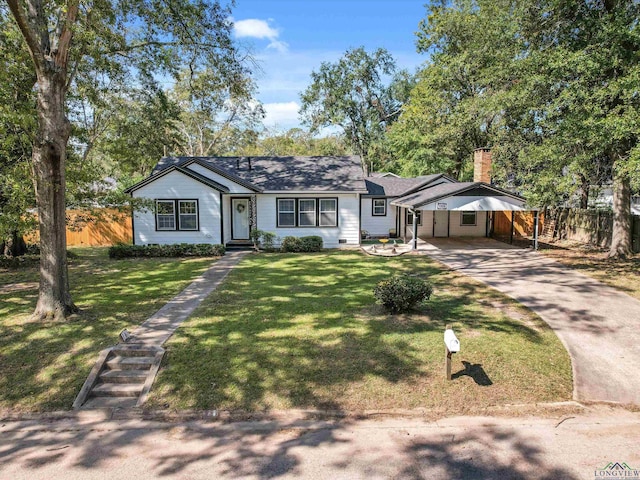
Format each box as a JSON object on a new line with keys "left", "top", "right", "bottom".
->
{"left": 0, "top": 248, "right": 219, "bottom": 412}
{"left": 148, "top": 251, "right": 572, "bottom": 414}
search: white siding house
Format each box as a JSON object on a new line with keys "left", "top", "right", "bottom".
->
{"left": 258, "top": 193, "right": 361, "bottom": 248}
{"left": 125, "top": 156, "right": 368, "bottom": 249}
{"left": 131, "top": 169, "right": 223, "bottom": 245}
{"left": 360, "top": 197, "right": 398, "bottom": 238}
{"left": 125, "top": 153, "right": 527, "bottom": 250}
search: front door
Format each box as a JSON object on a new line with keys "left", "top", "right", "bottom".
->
{"left": 434, "top": 210, "right": 449, "bottom": 237}
{"left": 232, "top": 198, "right": 250, "bottom": 240}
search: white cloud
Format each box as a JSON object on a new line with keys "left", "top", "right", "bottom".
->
{"left": 233, "top": 18, "right": 289, "bottom": 53}
{"left": 262, "top": 101, "right": 300, "bottom": 129}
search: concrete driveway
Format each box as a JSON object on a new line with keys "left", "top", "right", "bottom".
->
{"left": 421, "top": 238, "right": 640, "bottom": 405}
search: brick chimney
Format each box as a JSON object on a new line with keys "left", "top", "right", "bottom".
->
{"left": 474, "top": 148, "right": 492, "bottom": 183}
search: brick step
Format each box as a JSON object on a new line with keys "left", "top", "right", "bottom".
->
{"left": 91, "top": 383, "right": 143, "bottom": 397}
{"left": 105, "top": 356, "right": 155, "bottom": 370}
{"left": 100, "top": 369, "right": 148, "bottom": 384}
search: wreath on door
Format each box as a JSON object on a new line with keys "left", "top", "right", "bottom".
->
{"left": 236, "top": 203, "right": 246, "bottom": 213}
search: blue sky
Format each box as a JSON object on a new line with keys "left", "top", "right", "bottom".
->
{"left": 230, "top": 0, "right": 428, "bottom": 131}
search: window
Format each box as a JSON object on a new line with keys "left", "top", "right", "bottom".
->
{"left": 372, "top": 198, "right": 386, "bottom": 216}
{"left": 156, "top": 200, "right": 176, "bottom": 230}
{"left": 276, "top": 197, "right": 339, "bottom": 227}
{"left": 178, "top": 200, "right": 198, "bottom": 230}
{"left": 461, "top": 211, "right": 477, "bottom": 226}
{"left": 319, "top": 199, "right": 338, "bottom": 227}
{"left": 298, "top": 199, "right": 317, "bottom": 226}
{"left": 406, "top": 210, "right": 422, "bottom": 225}
{"left": 155, "top": 199, "right": 199, "bottom": 231}
{"left": 277, "top": 199, "right": 295, "bottom": 227}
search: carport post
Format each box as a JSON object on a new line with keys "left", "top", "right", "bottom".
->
{"left": 534, "top": 210, "right": 539, "bottom": 250}
{"left": 411, "top": 208, "right": 418, "bottom": 250}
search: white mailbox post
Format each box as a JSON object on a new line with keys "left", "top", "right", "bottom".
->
{"left": 444, "top": 326, "right": 460, "bottom": 380}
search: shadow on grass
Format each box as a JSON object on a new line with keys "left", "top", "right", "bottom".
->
{"left": 452, "top": 361, "right": 493, "bottom": 386}
{"left": 0, "top": 249, "right": 216, "bottom": 411}
{"left": 150, "top": 251, "right": 562, "bottom": 412}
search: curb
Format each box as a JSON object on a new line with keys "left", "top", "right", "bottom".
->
{"left": 0, "top": 401, "right": 596, "bottom": 424}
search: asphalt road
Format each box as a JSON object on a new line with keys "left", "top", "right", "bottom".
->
{"left": 1, "top": 406, "right": 639, "bottom": 479}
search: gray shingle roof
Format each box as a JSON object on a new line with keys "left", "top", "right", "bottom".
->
{"left": 392, "top": 182, "right": 524, "bottom": 208}
{"left": 364, "top": 174, "right": 449, "bottom": 197}
{"left": 152, "top": 156, "right": 368, "bottom": 192}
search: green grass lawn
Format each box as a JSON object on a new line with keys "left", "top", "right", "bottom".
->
{"left": 147, "top": 251, "right": 572, "bottom": 414}
{"left": 0, "top": 248, "right": 219, "bottom": 412}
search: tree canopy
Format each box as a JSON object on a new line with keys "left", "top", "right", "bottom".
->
{"left": 390, "top": 0, "right": 640, "bottom": 256}
{"left": 4, "top": 0, "right": 254, "bottom": 319}
{"left": 299, "top": 47, "right": 414, "bottom": 172}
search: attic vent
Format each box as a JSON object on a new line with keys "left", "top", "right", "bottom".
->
{"left": 338, "top": 239, "right": 347, "bottom": 244}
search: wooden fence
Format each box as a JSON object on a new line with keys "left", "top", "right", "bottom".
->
{"left": 27, "top": 209, "right": 132, "bottom": 247}
{"left": 493, "top": 208, "right": 640, "bottom": 253}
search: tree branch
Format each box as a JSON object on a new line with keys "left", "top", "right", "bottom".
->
{"left": 55, "top": 0, "right": 79, "bottom": 69}
{"left": 5, "top": 0, "right": 44, "bottom": 70}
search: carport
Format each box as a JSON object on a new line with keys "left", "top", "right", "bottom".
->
{"left": 390, "top": 182, "right": 540, "bottom": 250}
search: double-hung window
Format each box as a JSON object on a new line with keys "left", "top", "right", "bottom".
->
{"left": 155, "top": 199, "right": 198, "bottom": 231}
{"left": 178, "top": 200, "right": 198, "bottom": 230}
{"left": 277, "top": 199, "right": 296, "bottom": 227}
{"left": 372, "top": 198, "right": 386, "bottom": 216}
{"left": 156, "top": 200, "right": 176, "bottom": 230}
{"left": 319, "top": 199, "right": 338, "bottom": 226}
{"left": 298, "top": 199, "right": 316, "bottom": 227}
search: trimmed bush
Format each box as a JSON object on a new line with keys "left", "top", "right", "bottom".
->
{"left": 374, "top": 274, "right": 433, "bottom": 313}
{"left": 249, "top": 229, "right": 277, "bottom": 251}
{"left": 108, "top": 243, "right": 225, "bottom": 259}
{"left": 280, "top": 235, "right": 323, "bottom": 253}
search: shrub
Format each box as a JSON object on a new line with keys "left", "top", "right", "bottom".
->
{"left": 280, "top": 235, "right": 323, "bottom": 253}
{"left": 249, "top": 230, "right": 277, "bottom": 251}
{"left": 108, "top": 243, "right": 225, "bottom": 259}
{"left": 374, "top": 274, "right": 433, "bottom": 313}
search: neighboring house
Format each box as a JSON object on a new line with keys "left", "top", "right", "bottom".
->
{"left": 590, "top": 188, "right": 640, "bottom": 215}
{"left": 125, "top": 149, "right": 529, "bottom": 248}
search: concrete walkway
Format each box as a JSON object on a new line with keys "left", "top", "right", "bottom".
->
{"left": 131, "top": 250, "right": 249, "bottom": 345}
{"left": 421, "top": 238, "right": 640, "bottom": 405}
{"left": 1, "top": 405, "right": 639, "bottom": 479}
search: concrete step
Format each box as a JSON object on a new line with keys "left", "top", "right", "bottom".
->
{"left": 106, "top": 356, "right": 154, "bottom": 370}
{"left": 91, "top": 383, "right": 143, "bottom": 397}
{"left": 81, "top": 396, "right": 138, "bottom": 409}
{"left": 100, "top": 369, "right": 148, "bottom": 384}
{"left": 112, "top": 346, "right": 160, "bottom": 357}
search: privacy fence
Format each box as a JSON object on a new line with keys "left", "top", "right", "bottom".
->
{"left": 27, "top": 209, "right": 132, "bottom": 247}
{"left": 493, "top": 208, "right": 640, "bottom": 253}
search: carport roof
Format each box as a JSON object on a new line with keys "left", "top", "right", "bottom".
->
{"left": 391, "top": 182, "right": 527, "bottom": 210}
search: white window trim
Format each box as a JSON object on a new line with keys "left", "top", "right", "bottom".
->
{"left": 156, "top": 200, "right": 176, "bottom": 231}
{"left": 461, "top": 211, "right": 477, "bottom": 226}
{"left": 372, "top": 198, "right": 387, "bottom": 216}
{"left": 277, "top": 198, "right": 296, "bottom": 227}
{"left": 298, "top": 199, "right": 317, "bottom": 227}
{"left": 319, "top": 198, "right": 338, "bottom": 227}
{"left": 178, "top": 200, "right": 199, "bottom": 231}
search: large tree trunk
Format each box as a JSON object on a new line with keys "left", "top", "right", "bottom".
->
{"left": 608, "top": 166, "right": 632, "bottom": 259}
{"left": 32, "top": 70, "right": 77, "bottom": 320}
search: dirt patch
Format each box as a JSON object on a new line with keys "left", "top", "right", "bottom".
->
{"left": 0, "top": 282, "right": 38, "bottom": 295}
